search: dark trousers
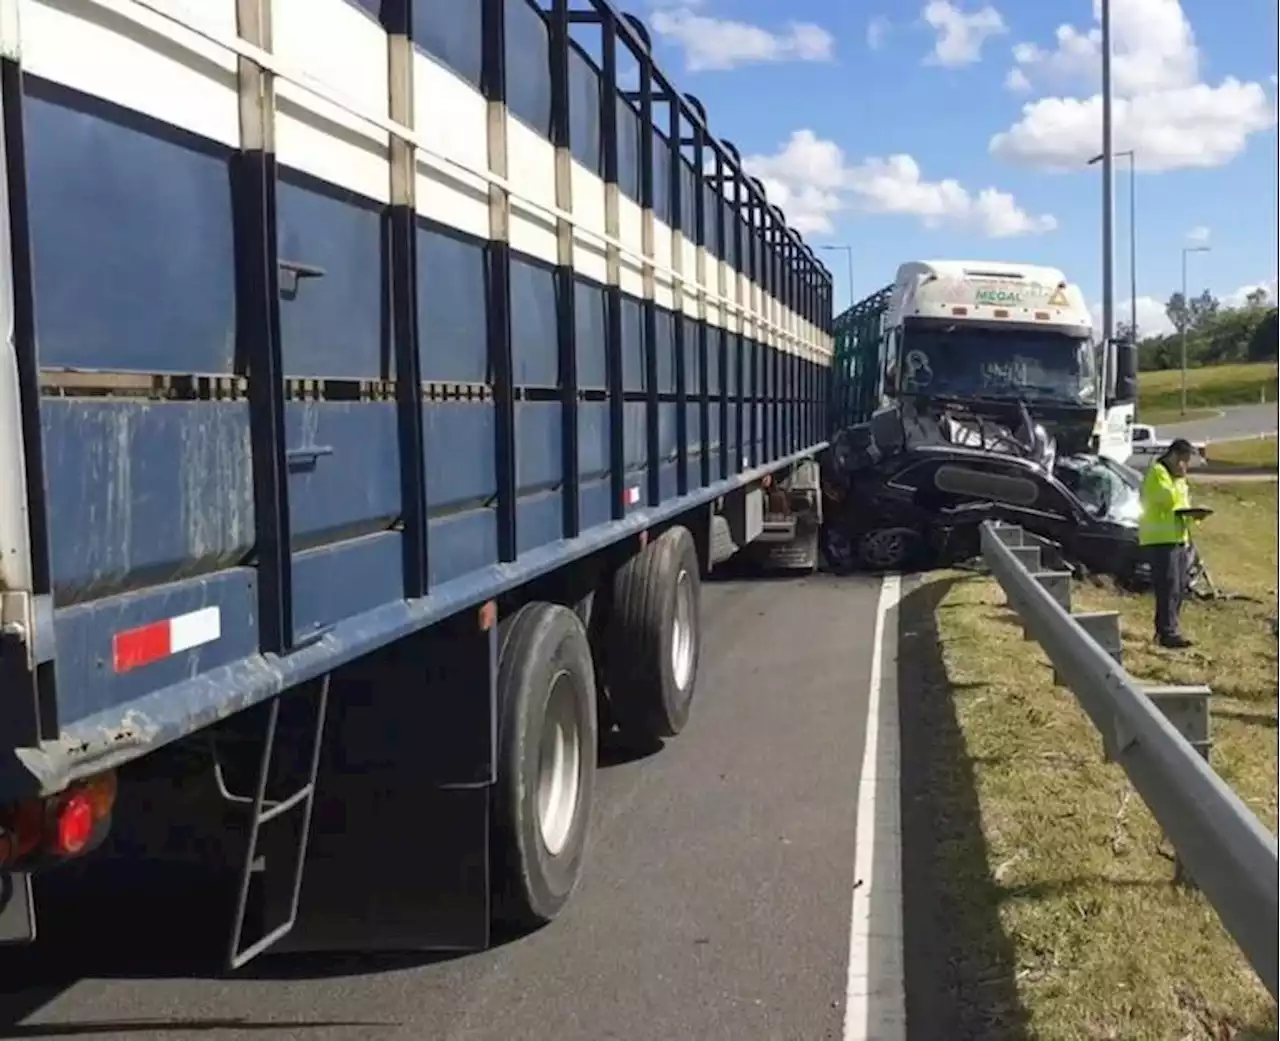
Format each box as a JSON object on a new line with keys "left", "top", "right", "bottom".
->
{"left": 1147, "top": 543, "right": 1189, "bottom": 640}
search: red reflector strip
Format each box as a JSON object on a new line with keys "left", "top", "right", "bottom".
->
{"left": 113, "top": 606, "right": 222, "bottom": 673}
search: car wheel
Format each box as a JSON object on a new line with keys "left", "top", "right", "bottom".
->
{"left": 857, "top": 527, "right": 918, "bottom": 571}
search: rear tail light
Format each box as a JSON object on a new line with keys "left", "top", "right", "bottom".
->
{"left": 55, "top": 793, "right": 94, "bottom": 856}
{"left": 0, "top": 771, "right": 117, "bottom": 868}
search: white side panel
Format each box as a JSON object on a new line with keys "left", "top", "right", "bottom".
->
{"left": 682, "top": 237, "right": 698, "bottom": 289}
{"left": 507, "top": 117, "right": 557, "bottom": 266}
{"left": 21, "top": 0, "right": 239, "bottom": 148}
{"left": 274, "top": 0, "right": 389, "bottom": 203}
{"left": 617, "top": 193, "right": 644, "bottom": 297}
{"left": 414, "top": 53, "right": 489, "bottom": 241}
{"left": 569, "top": 159, "right": 607, "bottom": 283}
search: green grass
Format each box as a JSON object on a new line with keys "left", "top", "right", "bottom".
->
{"left": 1204, "top": 436, "right": 1279, "bottom": 471}
{"left": 1138, "top": 362, "right": 1278, "bottom": 426}
{"left": 918, "top": 481, "right": 1278, "bottom": 1040}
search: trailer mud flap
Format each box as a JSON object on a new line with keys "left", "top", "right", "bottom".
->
{"left": 271, "top": 615, "right": 495, "bottom": 955}
{"left": 0, "top": 871, "right": 36, "bottom": 944}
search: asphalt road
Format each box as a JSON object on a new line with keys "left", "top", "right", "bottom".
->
{"left": 1155, "top": 403, "right": 1277, "bottom": 443}
{"left": 0, "top": 573, "right": 887, "bottom": 1041}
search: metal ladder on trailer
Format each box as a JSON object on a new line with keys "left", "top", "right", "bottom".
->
{"left": 209, "top": 675, "right": 330, "bottom": 970}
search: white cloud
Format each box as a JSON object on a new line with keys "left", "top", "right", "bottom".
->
{"left": 1090, "top": 280, "right": 1278, "bottom": 338}
{"left": 1186, "top": 225, "right": 1210, "bottom": 244}
{"left": 991, "top": 80, "right": 1274, "bottom": 171}
{"left": 1005, "top": 67, "right": 1032, "bottom": 92}
{"left": 742, "top": 129, "right": 1056, "bottom": 238}
{"left": 991, "top": 0, "right": 1276, "bottom": 172}
{"left": 922, "top": 1, "right": 1007, "bottom": 67}
{"left": 867, "top": 16, "right": 891, "bottom": 51}
{"left": 1225, "top": 279, "right": 1278, "bottom": 307}
{"left": 1092, "top": 296, "right": 1176, "bottom": 337}
{"left": 649, "top": 2, "right": 835, "bottom": 72}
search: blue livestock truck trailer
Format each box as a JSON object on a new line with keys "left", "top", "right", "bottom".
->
{"left": 0, "top": 0, "right": 835, "bottom": 967}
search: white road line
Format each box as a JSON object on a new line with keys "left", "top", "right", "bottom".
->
{"left": 843, "top": 573, "right": 905, "bottom": 1041}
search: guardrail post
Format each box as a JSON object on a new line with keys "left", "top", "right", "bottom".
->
{"left": 1055, "top": 610, "right": 1121, "bottom": 687}
{"left": 1009, "top": 544, "right": 1041, "bottom": 571}
{"left": 992, "top": 524, "right": 1024, "bottom": 548}
{"left": 1110, "top": 684, "right": 1213, "bottom": 886}
{"left": 1021, "top": 570, "right": 1072, "bottom": 639}
{"left": 1021, "top": 531, "right": 1067, "bottom": 571}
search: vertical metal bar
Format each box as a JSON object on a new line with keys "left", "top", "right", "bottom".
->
{"left": 741, "top": 192, "right": 754, "bottom": 470}
{"left": 690, "top": 112, "right": 710, "bottom": 490}
{"left": 600, "top": 19, "right": 625, "bottom": 519}
{"left": 235, "top": 0, "right": 291, "bottom": 654}
{"left": 714, "top": 151, "right": 728, "bottom": 480}
{"left": 549, "top": 0, "right": 580, "bottom": 539}
{"left": 775, "top": 225, "right": 784, "bottom": 458}
{"left": 482, "top": 0, "right": 517, "bottom": 561}
{"left": 760, "top": 210, "right": 771, "bottom": 462}
{"left": 669, "top": 98, "right": 687, "bottom": 497}
{"left": 636, "top": 49, "right": 659, "bottom": 508}
{"left": 386, "top": 0, "right": 428, "bottom": 597}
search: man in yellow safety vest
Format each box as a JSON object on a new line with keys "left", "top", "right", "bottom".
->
{"left": 1138, "top": 438, "right": 1196, "bottom": 648}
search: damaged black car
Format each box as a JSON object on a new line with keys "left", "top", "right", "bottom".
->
{"left": 820, "top": 400, "right": 1150, "bottom": 588}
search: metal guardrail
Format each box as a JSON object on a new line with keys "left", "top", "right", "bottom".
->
{"left": 979, "top": 521, "right": 1279, "bottom": 1000}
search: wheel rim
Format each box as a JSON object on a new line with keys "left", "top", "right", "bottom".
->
{"left": 536, "top": 670, "right": 583, "bottom": 857}
{"left": 864, "top": 529, "right": 909, "bottom": 568}
{"left": 671, "top": 569, "right": 696, "bottom": 692}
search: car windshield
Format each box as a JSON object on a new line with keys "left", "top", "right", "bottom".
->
{"left": 1056, "top": 455, "right": 1142, "bottom": 524}
{"left": 897, "top": 321, "right": 1096, "bottom": 406}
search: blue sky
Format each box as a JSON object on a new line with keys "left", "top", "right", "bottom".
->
{"left": 641, "top": 0, "right": 1278, "bottom": 334}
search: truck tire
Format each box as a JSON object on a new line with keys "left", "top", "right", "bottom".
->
{"left": 605, "top": 526, "right": 701, "bottom": 742}
{"left": 492, "top": 602, "right": 598, "bottom": 929}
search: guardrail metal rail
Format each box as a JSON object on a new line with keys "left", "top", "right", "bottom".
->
{"left": 979, "top": 521, "right": 1279, "bottom": 1000}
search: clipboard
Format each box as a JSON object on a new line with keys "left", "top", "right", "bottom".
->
{"left": 1175, "top": 506, "right": 1214, "bottom": 521}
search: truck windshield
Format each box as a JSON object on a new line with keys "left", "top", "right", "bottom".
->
{"left": 897, "top": 321, "right": 1096, "bottom": 406}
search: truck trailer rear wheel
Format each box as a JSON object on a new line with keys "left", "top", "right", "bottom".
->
{"left": 493, "top": 602, "right": 599, "bottom": 929}
{"left": 604, "top": 526, "right": 702, "bottom": 742}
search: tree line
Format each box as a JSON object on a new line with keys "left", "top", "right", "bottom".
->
{"left": 1120, "top": 287, "right": 1277, "bottom": 372}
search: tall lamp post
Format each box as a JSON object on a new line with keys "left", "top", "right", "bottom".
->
{"left": 1089, "top": 149, "right": 1136, "bottom": 344}
{"left": 1180, "top": 244, "right": 1210, "bottom": 415}
{"left": 1098, "top": 0, "right": 1116, "bottom": 370}
{"left": 817, "top": 244, "right": 855, "bottom": 311}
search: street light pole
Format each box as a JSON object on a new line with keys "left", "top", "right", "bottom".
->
{"left": 1088, "top": 148, "right": 1136, "bottom": 345}
{"left": 817, "top": 244, "right": 855, "bottom": 311}
{"left": 1099, "top": 0, "right": 1116, "bottom": 377}
{"left": 1180, "top": 244, "right": 1210, "bottom": 415}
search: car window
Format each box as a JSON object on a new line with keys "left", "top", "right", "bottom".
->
{"left": 1057, "top": 456, "right": 1141, "bottom": 523}
{"left": 884, "top": 460, "right": 936, "bottom": 491}
{"left": 933, "top": 461, "right": 1040, "bottom": 508}
{"left": 1133, "top": 427, "right": 1150, "bottom": 443}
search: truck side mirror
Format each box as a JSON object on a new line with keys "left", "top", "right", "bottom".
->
{"left": 1110, "top": 336, "right": 1138, "bottom": 406}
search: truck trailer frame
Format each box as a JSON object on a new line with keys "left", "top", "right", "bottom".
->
{"left": 0, "top": 0, "right": 835, "bottom": 966}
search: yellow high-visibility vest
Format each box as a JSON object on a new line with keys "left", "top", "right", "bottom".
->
{"left": 1139, "top": 460, "right": 1191, "bottom": 546}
